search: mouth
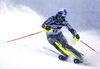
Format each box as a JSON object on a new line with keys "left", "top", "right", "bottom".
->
{"left": 57, "top": 18, "right": 63, "bottom": 22}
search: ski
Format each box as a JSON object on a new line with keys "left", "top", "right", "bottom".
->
{"left": 43, "top": 47, "right": 88, "bottom": 65}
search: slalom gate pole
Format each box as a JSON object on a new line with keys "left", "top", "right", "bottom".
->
{"left": 7, "top": 30, "right": 46, "bottom": 43}
{"left": 79, "top": 39, "right": 100, "bottom": 55}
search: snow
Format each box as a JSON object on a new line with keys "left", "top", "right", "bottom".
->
{"left": 0, "top": 1, "right": 100, "bottom": 69}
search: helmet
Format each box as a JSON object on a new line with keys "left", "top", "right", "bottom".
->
{"left": 57, "top": 8, "right": 67, "bottom": 17}
{"left": 56, "top": 8, "right": 67, "bottom": 20}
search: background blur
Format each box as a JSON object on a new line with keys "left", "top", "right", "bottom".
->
{"left": 1, "top": 0, "right": 100, "bottom": 32}
{"left": 5, "top": 0, "right": 100, "bottom": 30}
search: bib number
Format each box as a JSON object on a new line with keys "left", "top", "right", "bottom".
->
{"left": 53, "top": 29, "right": 58, "bottom": 33}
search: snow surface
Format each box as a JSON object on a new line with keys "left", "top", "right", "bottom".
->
{"left": 0, "top": 1, "right": 100, "bottom": 69}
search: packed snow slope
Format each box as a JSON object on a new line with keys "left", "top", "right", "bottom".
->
{"left": 0, "top": 1, "right": 100, "bottom": 69}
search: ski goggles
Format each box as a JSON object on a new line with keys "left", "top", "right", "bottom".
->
{"left": 57, "top": 14, "right": 65, "bottom": 20}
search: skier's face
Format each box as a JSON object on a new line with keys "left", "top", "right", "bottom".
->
{"left": 57, "top": 15, "right": 65, "bottom": 22}
{"left": 57, "top": 17, "right": 63, "bottom": 22}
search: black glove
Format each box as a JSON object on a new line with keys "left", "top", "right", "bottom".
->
{"left": 75, "top": 34, "right": 80, "bottom": 39}
{"left": 45, "top": 25, "right": 51, "bottom": 31}
{"left": 73, "top": 34, "right": 80, "bottom": 41}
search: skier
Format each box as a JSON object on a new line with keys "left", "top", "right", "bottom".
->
{"left": 41, "top": 8, "right": 84, "bottom": 63}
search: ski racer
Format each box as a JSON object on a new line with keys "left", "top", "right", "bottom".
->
{"left": 41, "top": 8, "right": 84, "bottom": 63}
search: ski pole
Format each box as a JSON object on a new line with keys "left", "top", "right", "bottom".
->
{"left": 79, "top": 39, "right": 100, "bottom": 55}
{"left": 7, "top": 30, "right": 46, "bottom": 43}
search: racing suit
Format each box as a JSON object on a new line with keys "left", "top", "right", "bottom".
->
{"left": 42, "top": 16, "right": 83, "bottom": 60}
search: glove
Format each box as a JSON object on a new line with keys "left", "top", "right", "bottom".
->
{"left": 44, "top": 25, "right": 52, "bottom": 33}
{"left": 75, "top": 34, "right": 80, "bottom": 39}
{"left": 45, "top": 25, "right": 51, "bottom": 31}
{"left": 73, "top": 34, "right": 80, "bottom": 41}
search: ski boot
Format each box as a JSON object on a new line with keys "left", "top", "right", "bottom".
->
{"left": 58, "top": 55, "right": 68, "bottom": 61}
{"left": 74, "top": 53, "right": 87, "bottom": 64}
{"left": 73, "top": 58, "right": 84, "bottom": 64}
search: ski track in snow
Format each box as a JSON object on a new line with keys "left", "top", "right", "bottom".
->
{"left": 0, "top": 1, "right": 100, "bottom": 69}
